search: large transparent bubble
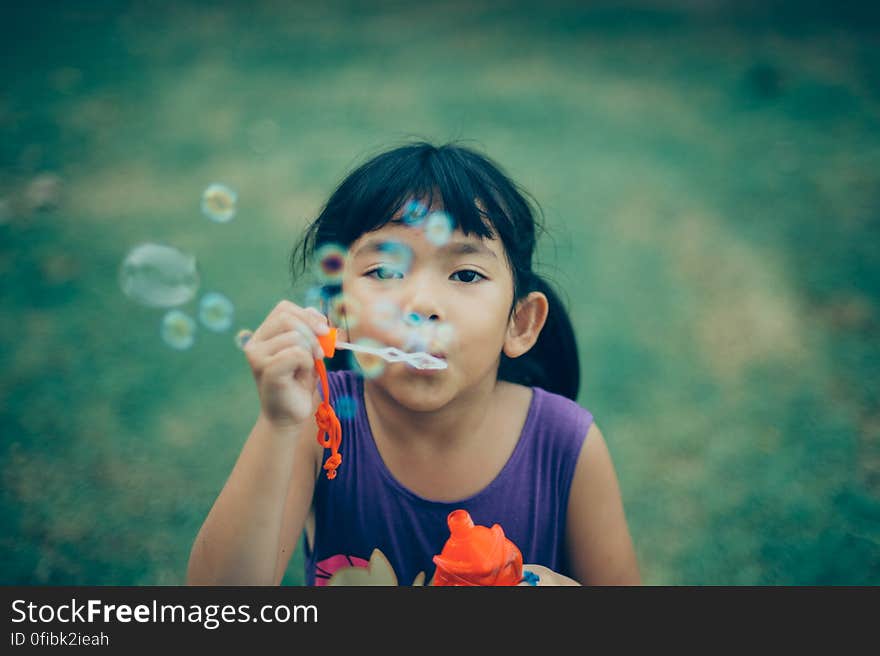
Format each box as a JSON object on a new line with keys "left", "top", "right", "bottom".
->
{"left": 119, "top": 242, "right": 200, "bottom": 308}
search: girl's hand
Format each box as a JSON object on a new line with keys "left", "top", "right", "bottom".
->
{"left": 243, "top": 301, "right": 330, "bottom": 431}
{"left": 519, "top": 564, "right": 581, "bottom": 586}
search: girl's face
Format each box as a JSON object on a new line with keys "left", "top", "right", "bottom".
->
{"left": 339, "top": 204, "right": 515, "bottom": 411}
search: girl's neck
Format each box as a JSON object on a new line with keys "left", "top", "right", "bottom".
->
{"left": 362, "top": 373, "right": 500, "bottom": 456}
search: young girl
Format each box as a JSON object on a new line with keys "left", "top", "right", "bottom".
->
{"left": 187, "top": 142, "right": 640, "bottom": 586}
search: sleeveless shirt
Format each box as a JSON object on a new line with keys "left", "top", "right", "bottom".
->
{"left": 304, "top": 369, "right": 593, "bottom": 585}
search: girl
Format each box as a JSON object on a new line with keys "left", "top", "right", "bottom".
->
{"left": 187, "top": 142, "right": 640, "bottom": 586}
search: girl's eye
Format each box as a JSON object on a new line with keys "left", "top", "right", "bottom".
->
{"left": 366, "top": 266, "right": 403, "bottom": 280}
{"left": 451, "top": 269, "right": 484, "bottom": 283}
{"left": 366, "top": 267, "right": 485, "bottom": 283}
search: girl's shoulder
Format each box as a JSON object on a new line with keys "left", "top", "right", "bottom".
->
{"left": 498, "top": 381, "right": 594, "bottom": 447}
{"left": 519, "top": 382, "right": 594, "bottom": 436}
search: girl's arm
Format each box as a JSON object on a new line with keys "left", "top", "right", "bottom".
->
{"left": 565, "top": 422, "right": 641, "bottom": 585}
{"left": 272, "top": 432, "right": 324, "bottom": 585}
{"left": 187, "top": 300, "right": 330, "bottom": 586}
{"left": 186, "top": 412, "right": 318, "bottom": 586}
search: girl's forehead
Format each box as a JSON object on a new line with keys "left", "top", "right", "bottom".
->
{"left": 349, "top": 222, "right": 502, "bottom": 261}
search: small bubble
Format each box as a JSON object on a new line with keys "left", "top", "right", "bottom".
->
{"left": 201, "top": 183, "right": 238, "bottom": 223}
{"left": 303, "top": 285, "right": 338, "bottom": 315}
{"left": 377, "top": 240, "right": 413, "bottom": 275}
{"left": 401, "top": 199, "right": 428, "bottom": 227}
{"left": 372, "top": 299, "right": 402, "bottom": 332}
{"left": 403, "top": 311, "right": 424, "bottom": 327}
{"left": 25, "top": 172, "right": 62, "bottom": 212}
{"left": 235, "top": 329, "right": 253, "bottom": 349}
{"left": 304, "top": 285, "right": 324, "bottom": 311}
{"left": 161, "top": 310, "right": 196, "bottom": 350}
{"left": 199, "top": 292, "right": 234, "bottom": 332}
{"left": 350, "top": 338, "right": 386, "bottom": 379}
{"left": 334, "top": 394, "right": 358, "bottom": 420}
{"left": 424, "top": 211, "right": 453, "bottom": 246}
{"left": 328, "top": 292, "right": 361, "bottom": 330}
{"left": 429, "top": 322, "right": 456, "bottom": 352}
{"left": 403, "top": 326, "right": 431, "bottom": 353}
{"left": 314, "top": 243, "right": 347, "bottom": 285}
{"left": 119, "top": 242, "right": 200, "bottom": 308}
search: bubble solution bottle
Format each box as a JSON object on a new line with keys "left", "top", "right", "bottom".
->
{"left": 431, "top": 509, "right": 524, "bottom": 586}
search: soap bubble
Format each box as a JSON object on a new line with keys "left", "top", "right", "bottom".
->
{"left": 25, "top": 172, "right": 62, "bottom": 212}
{"left": 429, "top": 322, "right": 456, "bottom": 352}
{"left": 235, "top": 329, "right": 253, "bottom": 349}
{"left": 424, "top": 211, "right": 453, "bottom": 246}
{"left": 334, "top": 394, "right": 358, "bottom": 420}
{"left": 372, "top": 299, "right": 402, "bottom": 333}
{"left": 161, "top": 310, "right": 196, "bottom": 350}
{"left": 314, "top": 243, "right": 347, "bottom": 285}
{"left": 350, "top": 338, "right": 386, "bottom": 379}
{"left": 199, "top": 292, "right": 234, "bottom": 332}
{"left": 201, "top": 183, "right": 237, "bottom": 223}
{"left": 119, "top": 242, "right": 200, "bottom": 308}
{"left": 377, "top": 240, "right": 413, "bottom": 275}
{"left": 401, "top": 199, "right": 428, "bottom": 227}
{"left": 328, "top": 292, "right": 361, "bottom": 330}
{"left": 303, "top": 284, "right": 340, "bottom": 316}
{"left": 403, "top": 327, "right": 431, "bottom": 353}
{"left": 304, "top": 285, "right": 326, "bottom": 312}
{"left": 403, "top": 311, "right": 425, "bottom": 327}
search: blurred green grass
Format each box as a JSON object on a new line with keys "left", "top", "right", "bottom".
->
{"left": 1, "top": 0, "right": 878, "bottom": 585}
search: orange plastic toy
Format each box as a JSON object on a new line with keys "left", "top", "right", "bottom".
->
{"left": 432, "top": 509, "right": 524, "bottom": 586}
{"left": 314, "top": 327, "right": 343, "bottom": 480}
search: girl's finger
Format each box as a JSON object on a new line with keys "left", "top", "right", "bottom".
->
{"left": 261, "top": 323, "right": 324, "bottom": 360}
{"left": 254, "top": 305, "right": 330, "bottom": 343}
{"left": 262, "top": 344, "right": 316, "bottom": 380}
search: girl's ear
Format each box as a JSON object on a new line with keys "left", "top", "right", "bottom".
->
{"left": 503, "top": 291, "right": 549, "bottom": 359}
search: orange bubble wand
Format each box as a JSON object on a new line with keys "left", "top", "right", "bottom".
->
{"left": 313, "top": 328, "right": 343, "bottom": 480}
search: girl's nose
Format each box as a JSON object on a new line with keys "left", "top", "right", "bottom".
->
{"left": 402, "top": 310, "right": 440, "bottom": 326}
{"left": 399, "top": 274, "right": 443, "bottom": 324}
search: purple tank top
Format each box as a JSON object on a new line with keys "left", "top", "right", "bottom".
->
{"left": 304, "top": 369, "right": 593, "bottom": 585}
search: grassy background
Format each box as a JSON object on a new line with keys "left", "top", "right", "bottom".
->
{"left": 1, "top": 0, "right": 878, "bottom": 585}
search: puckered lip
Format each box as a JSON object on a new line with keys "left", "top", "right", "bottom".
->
{"left": 430, "top": 353, "right": 447, "bottom": 360}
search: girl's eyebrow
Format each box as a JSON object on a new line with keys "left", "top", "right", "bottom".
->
{"left": 352, "top": 238, "right": 497, "bottom": 260}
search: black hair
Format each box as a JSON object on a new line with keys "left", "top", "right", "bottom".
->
{"left": 290, "top": 141, "right": 580, "bottom": 401}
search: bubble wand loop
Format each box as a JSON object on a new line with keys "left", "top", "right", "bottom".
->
{"left": 311, "top": 327, "right": 448, "bottom": 480}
